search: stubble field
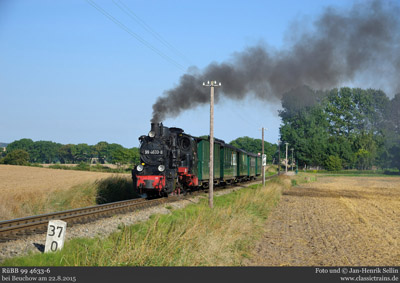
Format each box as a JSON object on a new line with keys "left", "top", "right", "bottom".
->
{"left": 0, "top": 165, "right": 130, "bottom": 220}
{"left": 247, "top": 175, "right": 400, "bottom": 266}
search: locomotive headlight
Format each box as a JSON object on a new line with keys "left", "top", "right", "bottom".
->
{"left": 136, "top": 164, "right": 144, "bottom": 172}
{"left": 148, "top": 131, "right": 155, "bottom": 138}
{"left": 158, "top": 165, "right": 165, "bottom": 172}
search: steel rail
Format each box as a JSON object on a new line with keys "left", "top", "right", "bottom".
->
{"left": 0, "top": 197, "right": 176, "bottom": 242}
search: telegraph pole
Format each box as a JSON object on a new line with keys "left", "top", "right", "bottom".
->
{"left": 261, "top": 127, "right": 265, "bottom": 186}
{"left": 291, "top": 148, "right": 294, "bottom": 171}
{"left": 278, "top": 140, "right": 281, "bottom": 175}
{"left": 285, "top": 142, "right": 289, "bottom": 173}
{"left": 203, "top": 80, "right": 221, "bottom": 208}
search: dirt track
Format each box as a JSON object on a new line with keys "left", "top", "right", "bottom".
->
{"left": 247, "top": 176, "right": 400, "bottom": 266}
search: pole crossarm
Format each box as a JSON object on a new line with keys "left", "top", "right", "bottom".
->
{"left": 203, "top": 80, "right": 222, "bottom": 87}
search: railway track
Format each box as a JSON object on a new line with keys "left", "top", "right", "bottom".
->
{"left": 0, "top": 197, "right": 179, "bottom": 242}
{"left": 0, "top": 174, "right": 278, "bottom": 243}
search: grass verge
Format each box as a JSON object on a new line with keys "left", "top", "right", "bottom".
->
{"left": 1, "top": 177, "right": 292, "bottom": 266}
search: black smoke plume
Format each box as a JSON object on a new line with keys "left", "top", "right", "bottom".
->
{"left": 152, "top": 0, "right": 400, "bottom": 123}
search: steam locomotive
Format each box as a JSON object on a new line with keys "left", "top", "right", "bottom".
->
{"left": 132, "top": 123, "right": 262, "bottom": 197}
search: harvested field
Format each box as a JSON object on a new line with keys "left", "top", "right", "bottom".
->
{"left": 0, "top": 165, "right": 130, "bottom": 220}
{"left": 247, "top": 176, "right": 400, "bottom": 266}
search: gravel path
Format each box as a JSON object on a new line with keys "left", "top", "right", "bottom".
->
{"left": 0, "top": 186, "right": 245, "bottom": 263}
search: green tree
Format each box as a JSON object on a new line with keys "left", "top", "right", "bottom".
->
{"left": 6, "top": 139, "right": 62, "bottom": 163}
{"left": 2, "top": 149, "right": 30, "bottom": 165}
{"left": 324, "top": 88, "right": 388, "bottom": 168}
{"left": 74, "top": 143, "right": 93, "bottom": 163}
{"left": 94, "top": 142, "right": 110, "bottom": 163}
{"left": 129, "top": 147, "right": 140, "bottom": 164}
{"left": 58, "top": 144, "right": 76, "bottom": 163}
{"left": 324, "top": 155, "right": 342, "bottom": 171}
{"left": 325, "top": 87, "right": 361, "bottom": 137}
{"left": 388, "top": 94, "right": 400, "bottom": 136}
{"left": 389, "top": 145, "right": 400, "bottom": 171}
{"left": 280, "top": 86, "right": 393, "bottom": 169}
{"left": 352, "top": 131, "right": 377, "bottom": 170}
{"left": 0, "top": 148, "right": 5, "bottom": 159}
{"left": 110, "top": 146, "right": 141, "bottom": 166}
{"left": 326, "top": 136, "right": 354, "bottom": 169}
{"left": 354, "top": 149, "right": 372, "bottom": 170}
{"left": 111, "top": 148, "right": 132, "bottom": 166}
{"left": 93, "top": 142, "right": 127, "bottom": 164}
{"left": 6, "top": 139, "right": 35, "bottom": 159}
{"left": 107, "top": 143, "right": 124, "bottom": 163}
{"left": 384, "top": 93, "right": 400, "bottom": 170}
{"left": 280, "top": 104, "right": 329, "bottom": 167}
{"left": 229, "top": 137, "right": 277, "bottom": 162}
{"left": 34, "top": 141, "right": 62, "bottom": 163}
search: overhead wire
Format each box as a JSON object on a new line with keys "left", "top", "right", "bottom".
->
{"left": 86, "top": 0, "right": 186, "bottom": 71}
{"left": 231, "top": 107, "right": 255, "bottom": 126}
{"left": 227, "top": 101, "right": 262, "bottom": 127}
{"left": 86, "top": 0, "right": 266, "bottom": 135}
{"left": 113, "top": 0, "right": 193, "bottom": 66}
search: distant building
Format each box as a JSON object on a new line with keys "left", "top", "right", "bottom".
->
{"left": 1, "top": 147, "right": 5, "bottom": 152}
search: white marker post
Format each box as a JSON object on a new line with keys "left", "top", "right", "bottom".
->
{"left": 45, "top": 220, "right": 67, "bottom": 253}
{"left": 262, "top": 154, "right": 267, "bottom": 185}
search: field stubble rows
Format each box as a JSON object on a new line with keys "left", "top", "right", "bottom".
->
{"left": 247, "top": 176, "right": 400, "bottom": 266}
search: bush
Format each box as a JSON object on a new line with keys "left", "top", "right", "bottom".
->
{"left": 325, "top": 155, "right": 342, "bottom": 171}
{"left": 48, "top": 164, "right": 71, "bottom": 170}
{"left": 76, "top": 162, "right": 90, "bottom": 171}
{"left": 95, "top": 176, "right": 138, "bottom": 204}
{"left": 91, "top": 163, "right": 106, "bottom": 171}
{"left": 2, "top": 149, "right": 30, "bottom": 165}
{"left": 29, "top": 163, "right": 44, "bottom": 168}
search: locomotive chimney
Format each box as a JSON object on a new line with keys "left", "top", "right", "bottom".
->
{"left": 150, "top": 122, "right": 158, "bottom": 137}
{"left": 150, "top": 122, "right": 164, "bottom": 137}
{"left": 160, "top": 122, "right": 164, "bottom": 136}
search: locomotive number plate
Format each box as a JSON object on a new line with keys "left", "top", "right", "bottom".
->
{"left": 144, "top": 150, "right": 163, "bottom": 155}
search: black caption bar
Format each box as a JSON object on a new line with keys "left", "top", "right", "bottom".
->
{"left": 1, "top": 267, "right": 399, "bottom": 283}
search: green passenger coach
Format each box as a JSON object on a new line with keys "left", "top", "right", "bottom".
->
{"left": 237, "top": 150, "right": 249, "bottom": 180}
{"left": 196, "top": 136, "right": 261, "bottom": 187}
{"left": 221, "top": 144, "right": 238, "bottom": 184}
{"left": 255, "top": 155, "right": 262, "bottom": 176}
{"left": 249, "top": 155, "right": 256, "bottom": 178}
{"left": 196, "top": 139, "right": 221, "bottom": 182}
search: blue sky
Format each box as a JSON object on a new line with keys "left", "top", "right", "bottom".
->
{"left": 1, "top": 0, "right": 351, "bottom": 148}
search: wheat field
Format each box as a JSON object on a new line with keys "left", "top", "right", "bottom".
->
{"left": 0, "top": 165, "right": 130, "bottom": 220}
